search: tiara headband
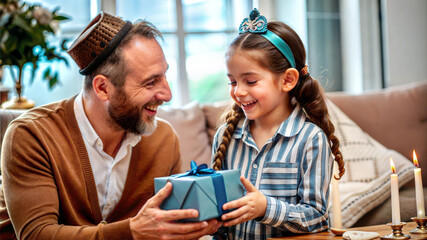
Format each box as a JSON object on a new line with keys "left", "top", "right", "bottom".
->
{"left": 239, "top": 8, "right": 296, "bottom": 68}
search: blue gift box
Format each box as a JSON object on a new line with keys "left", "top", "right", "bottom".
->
{"left": 154, "top": 161, "right": 245, "bottom": 222}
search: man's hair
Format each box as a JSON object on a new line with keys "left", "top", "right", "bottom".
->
{"left": 83, "top": 20, "right": 163, "bottom": 91}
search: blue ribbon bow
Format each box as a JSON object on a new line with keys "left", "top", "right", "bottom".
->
{"left": 188, "top": 161, "right": 215, "bottom": 175}
{"left": 171, "top": 161, "right": 228, "bottom": 217}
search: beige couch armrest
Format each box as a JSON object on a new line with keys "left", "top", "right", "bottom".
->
{"left": 1, "top": 109, "right": 26, "bottom": 158}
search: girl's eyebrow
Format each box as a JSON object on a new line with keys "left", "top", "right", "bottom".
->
{"left": 227, "top": 72, "right": 258, "bottom": 78}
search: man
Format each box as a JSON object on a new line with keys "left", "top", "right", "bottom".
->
{"left": 0, "top": 12, "right": 221, "bottom": 239}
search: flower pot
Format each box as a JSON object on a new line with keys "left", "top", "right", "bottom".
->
{"left": 1, "top": 96, "right": 34, "bottom": 109}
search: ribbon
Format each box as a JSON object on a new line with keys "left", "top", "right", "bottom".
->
{"left": 170, "top": 161, "right": 228, "bottom": 217}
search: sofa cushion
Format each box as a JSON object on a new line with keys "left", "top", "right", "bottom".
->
{"left": 202, "top": 101, "right": 230, "bottom": 145}
{"left": 157, "top": 101, "right": 212, "bottom": 171}
{"left": 326, "top": 100, "right": 414, "bottom": 228}
{"left": 327, "top": 81, "right": 427, "bottom": 185}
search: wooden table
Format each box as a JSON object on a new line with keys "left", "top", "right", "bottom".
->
{"left": 268, "top": 221, "right": 427, "bottom": 239}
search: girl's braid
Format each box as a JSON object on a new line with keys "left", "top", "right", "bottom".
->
{"left": 212, "top": 104, "right": 244, "bottom": 171}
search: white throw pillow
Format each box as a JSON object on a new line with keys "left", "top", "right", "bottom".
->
{"left": 326, "top": 99, "right": 414, "bottom": 228}
{"left": 157, "top": 101, "right": 212, "bottom": 171}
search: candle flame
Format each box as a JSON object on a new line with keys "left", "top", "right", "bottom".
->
{"left": 390, "top": 158, "right": 396, "bottom": 174}
{"left": 413, "top": 150, "right": 419, "bottom": 168}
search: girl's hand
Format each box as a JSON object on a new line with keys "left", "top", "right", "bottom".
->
{"left": 220, "top": 176, "right": 267, "bottom": 227}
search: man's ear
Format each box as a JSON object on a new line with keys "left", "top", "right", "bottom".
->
{"left": 92, "top": 75, "right": 111, "bottom": 101}
{"left": 281, "top": 68, "right": 299, "bottom": 92}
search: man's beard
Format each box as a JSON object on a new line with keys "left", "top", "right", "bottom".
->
{"left": 108, "top": 88, "right": 160, "bottom": 136}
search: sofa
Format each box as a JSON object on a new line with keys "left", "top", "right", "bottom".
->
{"left": 1, "top": 81, "right": 426, "bottom": 228}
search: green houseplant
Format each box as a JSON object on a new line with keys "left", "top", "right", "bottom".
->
{"left": 0, "top": 0, "right": 69, "bottom": 109}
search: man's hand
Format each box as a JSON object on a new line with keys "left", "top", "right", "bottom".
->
{"left": 220, "top": 176, "right": 267, "bottom": 227}
{"left": 130, "top": 182, "right": 222, "bottom": 239}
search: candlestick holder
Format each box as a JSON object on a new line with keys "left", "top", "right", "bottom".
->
{"left": 380, "top": 222, "right": 410, "bottom": 240}
{"left": 410, "top": 217, "right": 427, "bottom": 234}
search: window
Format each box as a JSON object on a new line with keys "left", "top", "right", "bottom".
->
{"left": 4, "top": 0, "right": 384, "bottom": 106}
{"left": 306, "top": 0, "right": 383, "bottom": 92}
{"left": 2, "top": 0, "right": 251, "bottom": 106}
{"left": 306, "top": 0, "right": 343, "bottom": 92}
{"left": 116, "top": 0, "right": 252, "bottom": 105}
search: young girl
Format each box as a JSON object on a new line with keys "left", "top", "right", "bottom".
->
{"left": 212, "top": 8, "right": 345, "bottom": 239}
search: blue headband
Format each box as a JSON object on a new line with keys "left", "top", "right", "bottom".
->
{"left": 238, "top": 8, "right": 296, "bottom": 68}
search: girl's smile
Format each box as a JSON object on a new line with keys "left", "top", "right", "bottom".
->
{"left": 240, "top": 100, "right": 258, "bottom": 111}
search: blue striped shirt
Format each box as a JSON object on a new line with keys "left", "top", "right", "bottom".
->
{"left": 212, "top": 104, "right": 334, "bottom": 240}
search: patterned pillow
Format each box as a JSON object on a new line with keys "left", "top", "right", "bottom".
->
{"left": 326, "top": 99, "right": 414, "bottom": 228}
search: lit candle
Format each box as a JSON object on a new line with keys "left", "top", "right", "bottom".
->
{"left": 331, "top": 163, "right": 343, "bottom": 228}
{"left": 390, "top": 158, "right": 401, "bottom": 224}
{"left": 413, "top": 150, "right": 425, "bottom": 218}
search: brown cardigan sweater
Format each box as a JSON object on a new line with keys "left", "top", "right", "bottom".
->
{"left": 0, "top": 97, "right": 182, "bottom": 239}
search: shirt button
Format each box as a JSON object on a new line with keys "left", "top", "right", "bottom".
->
{"left": 253, "top": 164, "right": 257, "bottom": 169}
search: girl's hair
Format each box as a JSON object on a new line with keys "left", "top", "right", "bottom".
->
{"left": 83, "top": 20, "right": 162, "bottom": 91}
{"left": 212, "top": 21, "right": 345, "bottom": 179}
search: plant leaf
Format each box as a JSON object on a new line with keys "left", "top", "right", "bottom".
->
{"left": 49, "top": 71, "right": 59, "bottom": 88}
{"left": 0, "top": 13, "right": 11, "bottom": 27}
{"left": 12, "top": 14, "right": 32, "bottom": 33}
{"left": 53, "top": 15, "right": 69, "bottom": 21}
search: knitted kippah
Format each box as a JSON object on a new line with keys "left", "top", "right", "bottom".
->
{"left": 67, "top": 11, "right": 132, "bottom": 75}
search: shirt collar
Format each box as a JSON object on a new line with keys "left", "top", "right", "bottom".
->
{"left": 276, "top": 104, "right": 307, "bottom": 137}
{"left": 233, "top": 103, "right": 307, "bottom": 140}
{"left": 74, "top": 92, "right": 141, "bottom": 149}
